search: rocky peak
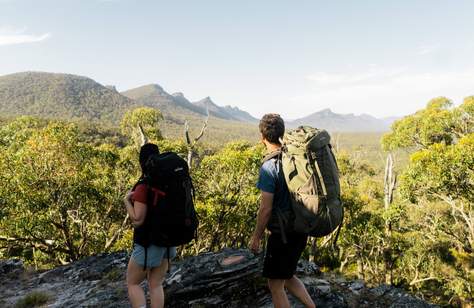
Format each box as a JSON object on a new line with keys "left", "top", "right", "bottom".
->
{"left": 172, "top": 92, "right": 185, "bottom": 98}
{"left": 318, "top": 108, "right": 335, "bottom": 116}
{"left": 195, "top": 96, "right": 216, "bottom": 107}
{"left": 224, "top": 105, "right": 240, "bottom": 111}
{"left": 149, "top": 83, "right": 164, "bottom": 91}
{"left": 105, "top": 85, "right": 117, "bottom": 92}
{"left": 0, "top": 249, "right": 436, "bottom": 307}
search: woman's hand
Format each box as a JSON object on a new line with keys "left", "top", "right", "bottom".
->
{"left": 123, "top": 190, "right": 134, "bottom": 206}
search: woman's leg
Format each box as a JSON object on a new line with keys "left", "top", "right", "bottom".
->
{"left": 148, "top": 259, "right": 169, "bottom": 308}
{"left": 127, "top": 258, "right": 148, "bottom": 308}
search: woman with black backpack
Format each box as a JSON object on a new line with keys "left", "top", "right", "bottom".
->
{"left": 123, "top": 143, "right": 177, "bottom": 308}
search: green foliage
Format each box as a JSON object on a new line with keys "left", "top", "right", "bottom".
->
{"left": 318, "top": 96, "right": 474, "bottom": 304}
{"left": 120, "top": 107, "right": 163, "bottom": 144}
{"left": 322, "top": 152, "right": 392, "bottom": 283}
{"left": 396, "top": 135, "right": 474, "bottom": 301}
{"left": 382, "top": 97, "right": 474, "bottom": 304}
{"left": 0, "top": 118, "right": 133, "bottom": 264}
{"left": 156, "top": 139, "right": 188, "bottom": 154}
{"left": 401, "top": 134, "right": 474, "bottom": 203}
{"left": 0, "top": 116, "right": 47, "bottom": 148}
{"left": 382, "top": 97, "right": 454, "bottom": 151}
{"left": 182, "top": 142, "right": 263, "bottom": 255}
{"left": 451, "top": 96, "right": 474, "bottom": 139}
{"left": 160, "top": 117, "right": 259, "bottom": 145}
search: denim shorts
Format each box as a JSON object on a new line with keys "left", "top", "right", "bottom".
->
{"left": 131, "top": 244, "right": 177, "bottom": 268}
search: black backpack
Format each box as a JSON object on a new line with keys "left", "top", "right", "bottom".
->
{"left": 133, "top": 152, "right": 198, "bottom": 267}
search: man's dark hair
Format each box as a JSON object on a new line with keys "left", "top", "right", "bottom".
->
{"left": 259, "top": 113, "right": 285, "bottom": 144}
{"left": 139, "top": 143, "right": 160, "bottom": 174}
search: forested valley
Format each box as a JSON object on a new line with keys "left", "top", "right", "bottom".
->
{"left": 0, "top": 96, "right": 473, "bottom": 306}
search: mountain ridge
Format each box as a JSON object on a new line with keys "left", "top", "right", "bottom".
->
{"left": 289, "top": 108, "right": 393, "bottom": 132}
{"left": 0, "top": 71, "right": 136, "bottom": 123}
{"left": 0, "top": 71, "right": 396, "bottom": 132}
{"left": 121, "top": 84, "right": 209, "bottom": 119}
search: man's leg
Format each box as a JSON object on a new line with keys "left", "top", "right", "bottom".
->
{"left": 285, "top": 275, "right": 315, "bottom": 308}
{"left": 268, "top": 279, "right": 290, "bottom": 308}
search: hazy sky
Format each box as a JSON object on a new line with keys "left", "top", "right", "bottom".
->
{"left": 1, "top": 0, "right": 474, "bottom": 119}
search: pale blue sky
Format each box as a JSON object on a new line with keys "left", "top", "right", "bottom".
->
{"left": 1, "top": 0, "right": 474, "bottom": 119}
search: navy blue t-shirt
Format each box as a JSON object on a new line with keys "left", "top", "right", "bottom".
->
{"left": 257, "top": 157, "right": 291, "bottom": 213}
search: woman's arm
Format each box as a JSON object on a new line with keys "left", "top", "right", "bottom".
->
{"left": 124, "top": 192, "right": 147, "bottom": 227}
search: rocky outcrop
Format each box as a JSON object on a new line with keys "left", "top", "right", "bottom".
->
{"left": 0, "top": 248, "right": 436, "bottom": 307}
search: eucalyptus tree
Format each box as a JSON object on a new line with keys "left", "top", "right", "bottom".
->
{"left": 0, "top": 118, "right": 130, "bottom": 265}
{"left": 382, "top": 96, "right": 474, "bottom": 303}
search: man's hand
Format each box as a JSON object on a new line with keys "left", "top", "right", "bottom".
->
{"left": 249, "top": 233, "right": 262, "bottom": 254}
{"left": 249, "top": 191, "right": 274, "bottom": 254}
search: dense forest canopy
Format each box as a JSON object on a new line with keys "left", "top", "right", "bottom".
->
{"left": 0, "top": 96, "right": 473, "bottom": 306}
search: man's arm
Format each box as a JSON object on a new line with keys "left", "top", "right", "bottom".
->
{"left": 249, "top": 191, "right": 274, "bottom": 253}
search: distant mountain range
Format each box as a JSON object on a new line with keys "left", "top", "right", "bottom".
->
{"left": 0, "top": 71, "right": 397, "bottom": 132}
{"left": 288, "top": 108, "right": 396, "bottom": 132}
{"left": 121, "top": 84, "right": 258, "bottom": 123}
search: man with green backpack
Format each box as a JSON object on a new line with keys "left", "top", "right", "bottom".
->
{"left": 250, "top": 114, "right": 343, "bottom": 308}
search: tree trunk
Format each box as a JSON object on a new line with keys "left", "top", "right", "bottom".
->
{"left": 309, "top": 237, "right": 318, "bottom": 262}
{"left": 383, "top": 153, "right": 396, "bottom": 285}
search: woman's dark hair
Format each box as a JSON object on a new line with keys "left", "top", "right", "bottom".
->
{"left": 139, "top": 143, "right": 160, "bottom": 174}
{"left": 259, "top": 113, "right": 285, "bottom": 144}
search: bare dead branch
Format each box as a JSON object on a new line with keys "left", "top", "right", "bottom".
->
{"left": 0, "top": 235, "right": 69, "bottom": 254}
{"left": 410, "top": 276, "right": 439, "bottom": 286}
{"left": 184, "top": 120, "right": 191, "bottom": 145}
{"left": 138, "top": 124, "right": 148, "bottom": 146}
{"left": 184, "top": 107, "right": 210, "bottom": 170}
{"left": 194, "top": 107, "right": 210, "bottom": 143}
{"left": 104, "top": 213, "right": 130, "bottom": 251}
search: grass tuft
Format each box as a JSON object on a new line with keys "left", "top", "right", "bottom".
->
{"left": 15, "top": 291, "right": 50, "bottom": 308}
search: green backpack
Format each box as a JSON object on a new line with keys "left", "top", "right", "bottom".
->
{"left": 268, "top": 126, "right": 343, "bottom": 238}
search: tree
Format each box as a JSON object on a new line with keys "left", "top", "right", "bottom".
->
{"left": 0, "top": 120, "right": 130, "bottom": 265}
{"left": 382, "top": 96, "right": 474, "bottom": 304}
{"left": 451, "top": 96, "right": 474, "bottom": 138}
{"left": 120, "top": 107, "right": 163, "bottom": 144}
{"left": 328, "top": 151, "right": 393, "bottom": 283}
{"left": 382, "top": 97, "right": 454, "bottom": 151}
{"left": 182, "top": 142, "right": 262, "bottom": 255}
{"left": 401, "top": 135, "right": 474, "bottom": 253}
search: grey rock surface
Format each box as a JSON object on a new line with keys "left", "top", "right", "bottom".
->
{"left": 0, "top": 249, "right": 436, "bottom": 307}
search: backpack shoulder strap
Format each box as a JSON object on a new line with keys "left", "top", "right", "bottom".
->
{"left": 262, "top": 149, "right": 282, "bottom": 163}
{"left": 132, "top": 177, "right": 147, "bottom": 191}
